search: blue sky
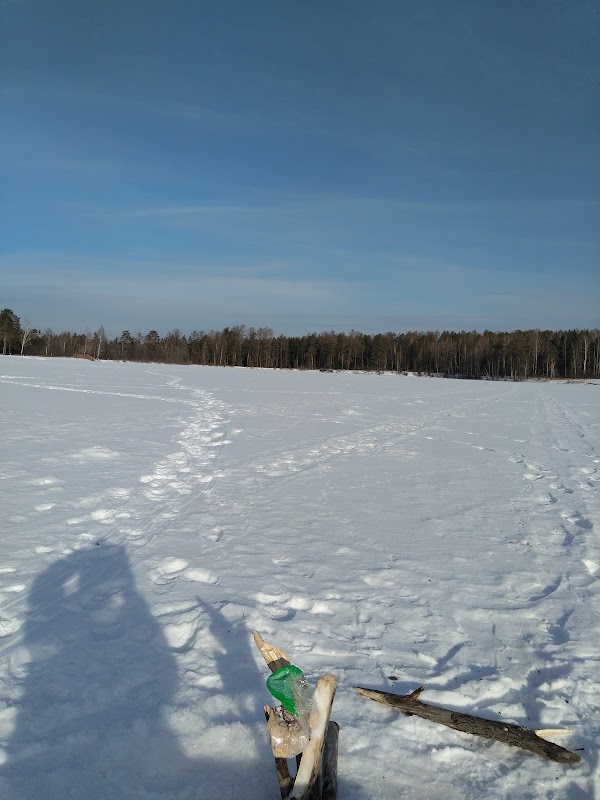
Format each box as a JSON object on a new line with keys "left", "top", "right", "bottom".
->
{"left": 1, "top": 0, "right": 598, "bottom": 336}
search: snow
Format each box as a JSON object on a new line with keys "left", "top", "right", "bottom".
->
{"left": 0, "top": 356, "right": 598, "bottom": 799}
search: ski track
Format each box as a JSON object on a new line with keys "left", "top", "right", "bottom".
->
{"left": 0, "top": 360, "right": 598, "bottom": 799}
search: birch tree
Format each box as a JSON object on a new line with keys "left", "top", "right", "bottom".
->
{"left": 20, "top": 320, "right": 35, "bottom": 355}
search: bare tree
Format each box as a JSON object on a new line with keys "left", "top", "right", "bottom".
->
{"left": 44, "top": 328, "right": 56, "bottom": 356}
{"left": 20, "top": 320, "right": 35, "bottom": 355}
{"left": 94, "top": 325, "right": 106, "bottom": 359}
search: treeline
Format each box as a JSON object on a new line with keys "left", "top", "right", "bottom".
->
{"left": 1, "top": 308, "right": 599, "bottom": 380}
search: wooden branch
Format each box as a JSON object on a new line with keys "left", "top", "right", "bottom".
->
{"left": 321, "top": 721, "right": 340, "bottom": 800}
{"left": 253, "top": 631, "right": 291, "bottom": 673}
{"left": 265, "top": 706, "right": 294, "bottom": 798}
{"left": 275, "top": 759, "right": 294, "bottom": 799}
{"left": 535, "top": 728, "right": 573, "bottom": 738}
{"left": 290, "top": 674, "right": 338, "bottom": 799}
{"left": 354, "top": 685, "right": 580, "bottom": 764}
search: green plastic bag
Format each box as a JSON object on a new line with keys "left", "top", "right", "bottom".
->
{"left": 266, "top": 665, "right": 312, "bottom": 716}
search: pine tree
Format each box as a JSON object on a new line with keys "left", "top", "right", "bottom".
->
{"left": 0, "top": 308, "right": 21, "bottom": 355}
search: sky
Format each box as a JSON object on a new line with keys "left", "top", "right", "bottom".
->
{"left": 1, "top": 0, "right": 598, "bottom": 337}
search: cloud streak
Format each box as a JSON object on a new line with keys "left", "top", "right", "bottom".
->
{"left": 2, "top": 252, "right": 597, "bottom": 337}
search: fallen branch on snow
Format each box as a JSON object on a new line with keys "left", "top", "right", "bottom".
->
{"left": 354, "top": 685, "right": 581, "bottom": 764}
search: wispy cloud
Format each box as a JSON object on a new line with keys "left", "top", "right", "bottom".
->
{"left": 1, "top": 258, "right": 356, "bottom": 334}
{"left": 96, "top": 206, "right": 261, "bottom": 220}
{"left": 2, "top": 251, "right": 597, "bottom": 337}
{"left": 169, "top": 102, "right": 265, "bottom": 135}
{"left": 1, "top": 77, "right": 272, "bottom": 137}
{"left": 98, "top": 205, "right": 269, "bottom": 220}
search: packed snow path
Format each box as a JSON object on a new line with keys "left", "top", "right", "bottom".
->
{"left": 0, "top": 357, "right": 598, "bottom": 799}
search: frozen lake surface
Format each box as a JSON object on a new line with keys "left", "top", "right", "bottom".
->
{"left": 0, "top": 356, "right": 598, "bottom": 799}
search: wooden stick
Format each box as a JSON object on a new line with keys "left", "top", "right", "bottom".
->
{"left": 254, "top": 634, "right": 341, "bottom": 798}
{"left": 253, "top": 631, "right": 291, "bottom": 673}
{"left": 255, "top": 634, "right": 310, "bottom": 798}
{"left": 321, "top": 721, "right": 340, "bottom": 800}
{"left": 354, "top": 685, "right": 580, "bottom": 764}
{"left": 290, "top": 674, "right": 338, "bottom": 799}
{"left": 535, "top": 728, "right": 573, "bottom": 738}
{"left": 265, "top": 706, "right": 294, "bottom": 798}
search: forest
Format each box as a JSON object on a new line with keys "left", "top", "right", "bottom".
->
{"left": 1, "top": 308, "right": 599, "bottom": 380}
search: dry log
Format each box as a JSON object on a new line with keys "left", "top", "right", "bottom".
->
{"left": 321, "top": 721, "right": 340, "bottom": 800}
{"left": 354, "top": 685, "right": 580, "bottom": 764}
{"left": 289, "top": 674, "right": 338, "bottom": 800}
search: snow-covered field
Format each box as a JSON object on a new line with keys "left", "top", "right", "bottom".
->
{"left": 0, "top": 356, "right": 598, "bottom": 800}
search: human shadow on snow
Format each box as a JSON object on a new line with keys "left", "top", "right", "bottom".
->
{"left": 0, "top": 544, "right": 276, "bottom": 800}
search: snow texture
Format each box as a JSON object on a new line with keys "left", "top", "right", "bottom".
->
{"left": 0, "top": 356, "right": 598, "bottom": 799}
